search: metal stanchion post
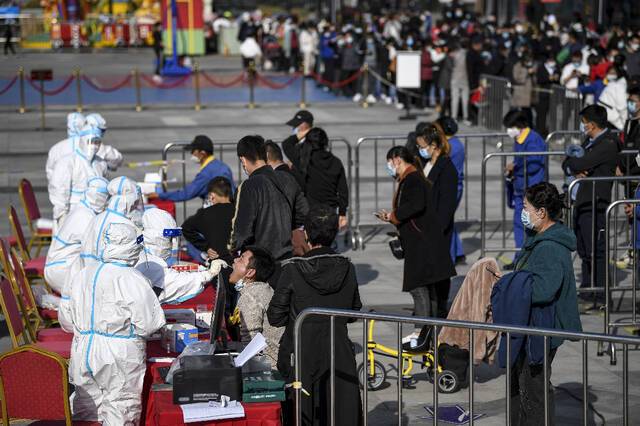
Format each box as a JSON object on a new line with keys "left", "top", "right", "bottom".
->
{"left": 299, "top": 60, "right": 307, "bottom": 108}
{"left": 362, "top": 64, "right": 369, "bottom": 109}
{"left": 75, "top": 67, "right": 83, "bottom": 113}
{"left": 133, "top": 68, "right": 142, "bottom": 112}
{"left": 194, "top": 61, "right": 201, "bottom": 111}
{"left": 248, "top": 61, "right": 256, "bottom": 109}
{"left": 18, "top": 67, "right": 25, "bottom": 114}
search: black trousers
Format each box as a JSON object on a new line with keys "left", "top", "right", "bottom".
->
{"left": 409, "top": 278, "right": 450, "bottom": 328}
{"left": 535, "top": 94, "right": 550, "bottom": 136}
{"left": 574, "top": 208, "right": 606, "bottom": 294}
{"left": 510, "top": 349, "right": 556, "bottom": 426}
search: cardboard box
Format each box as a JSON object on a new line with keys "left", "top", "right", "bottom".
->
{"left": 164, "top": 308, "right": 196, "bottom": 325}
{"left": 161, "top": 323, "right": 199, "bottom": 353}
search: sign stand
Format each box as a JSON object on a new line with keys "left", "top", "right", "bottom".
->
{"left": 31, "top": 69, "right": 52, "bottom": 131}
{"left": 395, "top": 51, "right": 421, "bottom": 121}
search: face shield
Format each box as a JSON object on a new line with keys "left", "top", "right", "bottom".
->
{"left": 100, "top": 222, "right": 143, "bottom": 266}
{"left": 76, "top": 126, "right": 102, "bottom": 161}
{"left": 83, "top": 176, "right": 110, "bottom": 214}
{"left": 67, "top": 112, "right": 86, "bottom": 138}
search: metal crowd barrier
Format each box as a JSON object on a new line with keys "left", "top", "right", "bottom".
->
{"left": 479, "top": 151, "right": 566, "bottom": 258}
{"left": 604, "top": 199, "right": 640, "bottom": 365}
{"left": 352, "top": 132, "right": 509, "bottom": 250}
{"left": 161, "top": 137, "right": 354, "bottom": 234}
{"left": 477, "top": 74, "right": 512, "bottom": 131}
{"left": 293, "top": 307, "right": 638, "bottom": 426}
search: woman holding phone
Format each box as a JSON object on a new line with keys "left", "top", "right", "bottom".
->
{"left": 376, "top": 146, "right": 456, "bottom": 342}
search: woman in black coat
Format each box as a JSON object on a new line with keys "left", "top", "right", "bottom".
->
{"left": 268, "top": 204, "right": 362, "bottom": 426}
{"left": 415, "top": 123, "right": 459, "bottom": 250}
{"left": 376, "top": 146, "right": 456, "bottom": 341}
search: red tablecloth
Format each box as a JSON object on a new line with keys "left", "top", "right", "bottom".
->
{"left": 162, "top": 284, "right": 216, "bottom": 311}
{"left": 144, "top": 362, "right": 282, "bottom": 426}
{"left": 148, "top": 199, "right": 176, "bottom": 218}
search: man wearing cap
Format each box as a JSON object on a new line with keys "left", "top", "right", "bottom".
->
{"left": 282, "top": 109, "right": 314, "bottom": 154}
{"left": 149, "top": 135, "right": 234, "bottom": 203}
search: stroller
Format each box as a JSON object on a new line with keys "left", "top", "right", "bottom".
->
{"left": 358, "top": 258, "right": 501, "bottom": 393}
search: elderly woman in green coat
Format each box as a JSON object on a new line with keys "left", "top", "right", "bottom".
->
{"left": 511, "top": 181, "right": 582, "bottom": 425}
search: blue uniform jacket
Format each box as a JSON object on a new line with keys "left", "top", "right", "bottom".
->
{"left": 159, "top": 158, "right": 234, "bottom": 202}
{"left": 491, "top": 271, "right": 555, "bottom": 368}
{"left": 449, "top": 136, "right": 465, "bottom": 199}
{"left": 513, "top": 129, "right": 546, "bottom": 194}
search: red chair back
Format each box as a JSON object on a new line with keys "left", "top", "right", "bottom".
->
{"left": 0, "top": 345, "right": 71, "bottom": 424}
{"left": 0, "top": 237, "right": 11, "bottom": 278}
{"left": 18, "top": 179, "right": 41, "bottom": 224}
{"left": 0, "top": 278, "right": 28, "bottom": 348}
{"left": 8, "top": 205, "right": 30, "bottom": 260}
{"left": 9, "top": 249, "right": 37, "bottom": 314}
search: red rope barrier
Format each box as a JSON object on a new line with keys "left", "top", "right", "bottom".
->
{"left": 0, "top": 76, "right": 17, "bottom": 96}
{"left": 27, "top": 75, "right": 75, "bottom": 96}
{"left": 82, "top": 75, "right": 132, "bottom": 92}
{"left": 200, "top": 71, "right": 246, "bottom": 88}
{"left": 255, "top": 72, "right": 301, "bottom": 89}
{"left": 309, "top": 70, "right": 363, "bottom": 88}
{"left": 141, "top": 74, "right": 191, "bottom": 89}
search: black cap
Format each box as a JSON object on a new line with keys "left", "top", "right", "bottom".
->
{"left": 286, "top": 110, "right": 314, "bottom": 128}
{"left": 184, "top": 135, "right": 213, "bottom": 154}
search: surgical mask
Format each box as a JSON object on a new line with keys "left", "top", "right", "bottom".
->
{"left": 632, "top": 43, "right": 640, "bottom": 52}
{"left": 292, "top": 126, "right": 298, "bottom": 135}
{"left": 234, "top": 277, "right": 247, "bottom": 292}
{"left": 580, "top": 121, "right": 588, "bottom": 135}
{"left": 419, "top": 147, "right": 431, "bottom": 160}
{"left": 573, "top": 61, "right": 581, "bottom": 68}
{"left": 545, "top": 61, "right": 555, "bottom": 70}
{"left": 628, "top": 100, "right": 638, "bottom": 115}
{"left": 507, "top": 127, "right": 520, "bottom": 139}
{"left": 520, "top": 209, "right": 537, "bottom": 230}
{"left": 607, "top": 74, "right": 617, "bottom": 82}
{"left": 190, "top": 155, "right": 200, "bottom": 163}
{"left": 636, "top": 153, "right": 640, "bottom": 168}
{"left": 386, "top": 161, "right": 397, "bottom": 177}
{"left": 86, "top": 143, "right": 100, "bottom": 159}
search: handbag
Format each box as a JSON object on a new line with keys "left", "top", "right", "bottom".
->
{"left": 388, "top": 237, "right": 404, "bottom": 259}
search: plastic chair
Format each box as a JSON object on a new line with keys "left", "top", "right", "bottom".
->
{"left": 8, "top": 205, "right": 47, "bottom": 282}
{"left": 18, "top": 178, "right": 52, "bottom": 257}
{"left": 0, "top": 345, "right": 72, "bottom": 425}
{"left": 0, "top": 277, "right": 70, "bottom": 358}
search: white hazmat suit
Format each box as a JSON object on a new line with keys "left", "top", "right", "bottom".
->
{"left": 49, "top": 125, "right": 109, "bottom": 229}
{"left": 85, "top": 113, "right": 124, "bottom": 171}
{"left": 60, "top": 222, "right": 165, "bottom": 425}
{"left": 46, "top": 112, "right": 86, "bottom": 184}
{"left": 135, "top": 208, "right": 225, "bottom": 304}
{"left": 44, "top": 176, "right": 109, "bottom": 294}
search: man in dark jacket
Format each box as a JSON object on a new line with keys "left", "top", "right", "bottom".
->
{"left": 562, "top": 105, "right": 621, "bottom": 304}
{"left": 267, "top": 204, "right": 362, "bottom": 426}
{"left": 230, "top": 135, "right": 307, "bottom": 264}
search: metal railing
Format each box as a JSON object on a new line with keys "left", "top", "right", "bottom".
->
{"left": 603, "top": 199, "right": 640, "bottom": 365}
{"left": 477, "top": 75, "right": 511, "bottom": 131}
{"left": 352, "top": 132, "right": 509, "bottom": 250}
{"left": 293, "top": 308, "right": 639, "bottom": 426}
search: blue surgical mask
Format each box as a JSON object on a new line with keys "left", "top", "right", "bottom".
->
{"left": 629, "top": 101, "right": 638, "bottom": 115}
{"left": 579, "top": 121, "right": 587, "bottom": 134}
{"left": 386, "top": 162, "right": 397, "bottom": 177}
{"left": 419, "top": 148, "right": 431, "bottom": 160}
{"left": 520, "top": 209, "right": 537, "bottom": 230}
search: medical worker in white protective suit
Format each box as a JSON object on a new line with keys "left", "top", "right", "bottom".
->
{"left": 60, "top": 222, "right": 165, "bottom": 424}
{"left": 85, "top": 113, "right": 124, "bottom": 171}
{"left": 135, "top": 208, "right": 228, "bottom": 304}
{"left": 75, "top": 176, "right": 144, "bottom": 275}
{"left": 49, "top": 124, "right": 108, "bottom": 230}
{"left": 45, "top": 112, "right": 86, "bottom": 184}
{"left": 44, "top": 176, "right": 109, "bottom": 294}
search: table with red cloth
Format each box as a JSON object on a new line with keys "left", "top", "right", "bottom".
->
{"left": 147, "top": 199, "right": 176, "bottom": 218}
{"left": 162, "top": 284, "right": 216, "bottom": 311}
{"left": 143, "top": 359, "right": 282, "bottom": 426}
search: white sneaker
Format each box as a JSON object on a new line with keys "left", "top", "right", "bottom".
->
{"left": 402, "top": 331, "right": 420, "bottom": 344}
{"left": 366, "top": 94, "right": 377, "bottom": 104}
{"left": 395, "top": 103, "right": 404, "bottom": 110}
{"left": 384, "top": 96, "right": 392, "bottom": 105}
{"left": 462, "top": 120, "right": 472, "bottom": 126}
{"left": 352, "top": 93, "right": 363, "bottom": 102}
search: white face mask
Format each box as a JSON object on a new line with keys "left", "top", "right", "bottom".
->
{"left": 190, "top": 154, "right": 200, "bottom": 163}
{"left": 86, "top": 143, "right": 100, "bottom": 159}
{"left": 607, "top": 74, "right": 617, "bottom": 82}
{"left": 507, "top": 127, "right": 521, "bottom": 139}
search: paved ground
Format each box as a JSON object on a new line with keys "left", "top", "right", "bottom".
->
{"left": 1, "top": 52, "right": 639, "bottom": 425}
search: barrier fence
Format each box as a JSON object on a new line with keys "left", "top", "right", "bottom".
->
{"left": 293, "top": 308, "right": 638, "bottom": 426}
{"left": 604, "top": 199, "right": 640, "bottom": 365}
{"left": 352, "top": 132, "right": 509, "bottom": 250}
{"left": 0, "top": 64, "right": 364, "bottom": 115}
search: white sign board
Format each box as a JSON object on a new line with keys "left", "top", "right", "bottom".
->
{"left": 395, "top": 51, "right": 422, "bottom": 89}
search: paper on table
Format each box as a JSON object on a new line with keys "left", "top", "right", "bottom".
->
{"left": 234, "top": 332, "right": 267, "bottom": 367}
{"left": 181, "top": 400, "right": 245, "bottom": 423}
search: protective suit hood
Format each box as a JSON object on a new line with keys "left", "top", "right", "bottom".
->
{"left": 86, "top": 113, "right": 107, "bottom": 137}
{"left": 142, "top": 208, "right": 177, "bottom": 260}
{"left": 76, "top": 124, "right": 102, "bottom": 161}
{"left": 100, "top": 222, "right": 142, "bottom": 266}
{"left": 106, "top": 176, "right": 143, "bottom": 226}
{"left": 67, "top": 112, "right": 85, "bottom": 138}
{"left": 82, "top": 176, "right": 109, "bottom": 214}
